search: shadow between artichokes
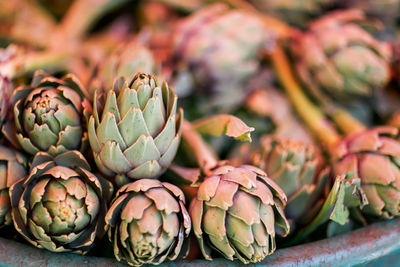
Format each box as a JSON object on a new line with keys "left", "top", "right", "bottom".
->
{"left": 88, "top": 72, "right": 183, "bottom": 187}
{"left": 105, "top": 179, "right": 191, "bottom": 266}
{"left": 9, "top": 150, "right": 113, "bottom": 254}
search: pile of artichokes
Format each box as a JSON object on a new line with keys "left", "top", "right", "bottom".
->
{"left": 0, "top": 0, "right": 400, "bottom": 266}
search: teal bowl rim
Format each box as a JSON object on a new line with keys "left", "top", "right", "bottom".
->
{"left": 0, "top": 218, "right": 399, "bottom": 266}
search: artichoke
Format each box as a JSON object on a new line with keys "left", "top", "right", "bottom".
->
{"left": 291, "top": 9, "right": 392, "bottom": 100}
{"left": 248, "top": 137, "right": 325, "bottom": 222}
{"left": 10, "top": 150, "right": 113, "bottom": 253}
{"left": 88, "top": 72, "right": 183, "bottom": 187}
{"left": 105, "top": 179, "right": 191, "bottom": 266}
{"left": 173, "top": 3, "right": 273, "bottom": 109}
{"left": 91, "top": 42, "right": 155, "bottom": 92}
{"left": 332, "top": 126, "right": 400, "bottom": 218}
{"left": 248, "top": 0, "right": 333, "bottom": 27}
{"left": 190, "top": 164, "right": 289, "bottom": 263}
{"left": 12, "top": 70, "right": 92, "bottom": 156}
{"left": 0, "top": 145, "right": 27, "bottom": 226}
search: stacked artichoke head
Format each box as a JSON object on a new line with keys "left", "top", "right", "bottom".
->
{"left": 190, "top": 164, "right": 289, "bottom": 263}
{"left": 89, "top": 72, "right": 183, "bottom": 187}
{"left": 10, "top": 70, "right": 92, "bottom": 156}
{"left": 332, "top": 127, "right": 400, "bottom": 218}
{"left": 105, "top": 179, "right": 191, "bottom": 266}
{"left": 291, "top": 9, "right": 392, "bottom": 100}
{"left": 10, "top": 151, "right": 113, "bottom": 253}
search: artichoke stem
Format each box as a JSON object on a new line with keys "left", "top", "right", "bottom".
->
{"left": 9, "top": 51, "right": 70, "bottom": 78}
{"left": 181, "top": 120, "right": 218, "bottom": 172}
{"left": 271, "top": 46, "right": 340, "bottom": 149}
{"left": 330, "top": 108, "right": 366, "bottom": 135}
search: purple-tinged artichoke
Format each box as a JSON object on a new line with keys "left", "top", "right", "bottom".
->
{"left": 0, "top": 145, "right": 27, "bottom": 226}
{"left": 190, "top": 164, "right": 289, "bottom": 263}
{"left": 105, "top": 179, "right": 191, "bottom": 266}
{"left": 173, "top": 3, "right": 274, "bottom": 109}
{"left": 11, "top": 70, "right": 92, "bottom": 156}
{"left": 291, "top": 9, "right": 392, "bottom": 101}
{"left": 10, "top": 151, "right": 113, "bottom": 254}
{"left": 332, "top": 126, "right": 400, "bottom": 218}
{"left": 88, "top": 72, "right": 183, "bottom": 187}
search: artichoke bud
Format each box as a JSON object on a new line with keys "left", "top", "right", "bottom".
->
{"left": 11, "top": 70, "right": 92, "bottom": 157}
{"left": 172, "top": 3, "right": 274, "bottom": 110}
{"left": 92, "top": 43, "right": 155, "bottom": 93}
{"left": 0, "top": 145, "right": 27, "bottom": 227}
{"left": 332, "top": 126, "right": 400, "bottom": 219}
{"left": 89, "top": 72, "right": 183, "bottom": 187}
{"left": 9, "top": 150, "right": 113, "bottom": 254}
{"left": 253, "top": 137, "right": 324, "bottom": 221}
{"left": 105, "top": 179, "right": 191, "bottom": 266}
{"left": 291, "top": 9, "right": 392, "bottom": 101}
{"left": 190, "top": 164, "right": 289, "bottom": 263}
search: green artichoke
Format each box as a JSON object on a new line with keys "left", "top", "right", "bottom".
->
{"left": 173, "top": 3, "right": 273, "bottom": 109}
{"left": 291, "top": 9, "right": 392, "bottom": 100}
{"left": 10, "top": 150, "right": 113, "bottom": 253}
{"left": 88, "top": 72, "right": 183, "bottom": 187}
{"left": 249, "top": 137, "right": 325, "bottom": 222}
{"left": 0, "top": 145, "right": 27, "bottom": 226}
{"left": 91, "top": 42, "right": 155, "bottom": 92}
{"left": 12, "top": 70, "right": 92, "bottom": 156}
{"left": 190, "top": 164, "right": 289, "bottom": 263}
{"left": 105, "top": 179, "right": 191, "bottom": 266}
{"left": 332, "top": 126, "right": 400, "bottom": 218}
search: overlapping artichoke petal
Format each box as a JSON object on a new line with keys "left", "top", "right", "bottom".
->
{"left": 105, "top": 179, "right": 190, "bottom": 266}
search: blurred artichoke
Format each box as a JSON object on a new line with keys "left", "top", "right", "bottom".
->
{"left": 10, "top": 150, "right": 113, "bottom": 254}
{"left": 105, "top": 179, "right": 191, "bottom": 266}
{"left": 88, "top": 72, "right": 183, "bottom": 187}
{"left": 173, "top": 3, "right": 273, "bottom": 110}
{"left": 0, "top": 145, "right": 27, "bottom": 226}
{"left": 11, "top": 70, "right": 92, "bottom": 156}
{"left": 291, "top": 9, "right": 392, "bottom": 101}
{"left": 91, "top": 42, "right": 155, "bottom": 93}
{"left": 336, "top": 0, "right": 400, "bottom": 28}
{"left": 190, "top": 164, "right": 289, "bottom": 263}
{"left": 247, "top": 137, "right": 325, "bottom": 222}
{"left": 332, "top": 126, "right": 400, "bottom": 218}
{"left": 248, "top": 0, "right": 334, "bottom": 27}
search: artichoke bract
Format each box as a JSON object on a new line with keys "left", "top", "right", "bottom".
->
{"left": 291, "top": 9, "right": 392, "bottom": 100}
{"left": 250, "top": 137, "right": 324, "bottom": 222}
{"left": 0, "top": 145, "right": 27, "bottom": 226}
{"left": 105, "top": 179, "right": 191, "bottom": 266}
{"left": 12, "top": 70, "right": 92, "bottom": 156}
{"left": 88, "top": 72, "right": 183, "bottom": 187}
{"left": 10, "top": 151, "right": 113, "bottom": 254}
{"left": 173, "top": 4, "right": 273, "bottom": 109}
{"left": 190, "top": 164, "right": 289, "bottom": 263}
{"left": 332, "top": 126, "right": 400, "bottom": 218}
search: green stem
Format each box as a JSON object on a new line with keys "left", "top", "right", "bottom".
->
{"left": 271, "top": 46, "right": 341, "bottom": 149}
{"left": 7, "top": 50, "right": 71, "bottom": 79}
{"left": 181, "top": 120, "right": 219, "bottom": 172}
